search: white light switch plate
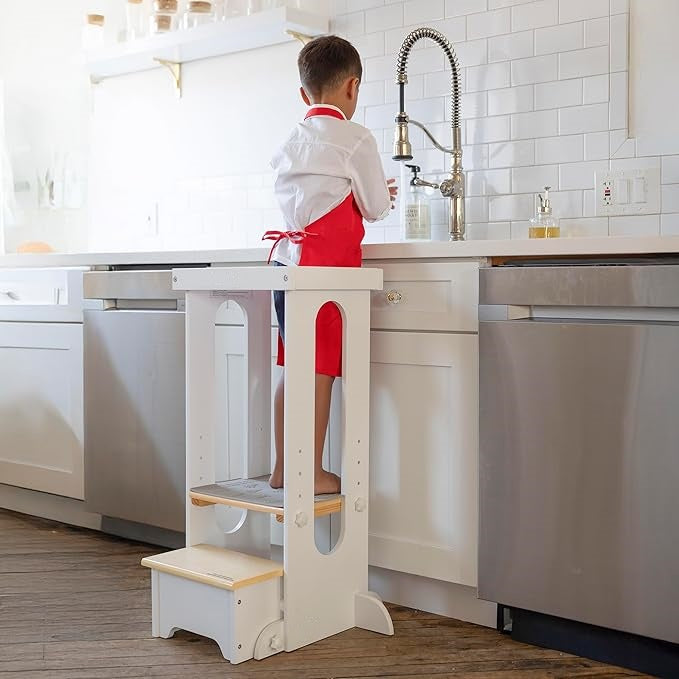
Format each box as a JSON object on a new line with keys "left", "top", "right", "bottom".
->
{"left": 596, "top": 168, "right": 661, "bottom": 216}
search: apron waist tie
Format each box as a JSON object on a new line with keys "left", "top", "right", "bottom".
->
{"left": 262, "top": 230, "right": 317, "bottom": 264}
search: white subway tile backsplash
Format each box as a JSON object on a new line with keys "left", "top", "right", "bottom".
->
{"left": 467, "top": 168, "right": 511, "bottom": 195}
{"left": 559, "top": 46, "right": 609, "bottom": 79}
{"left": 488, "top": 30, "right": 534, "bottom": 62}
{"left": 466, "top": 222, "right": 512, "bottom": 240}
{"left": 454, "top": 38, "right": 489, "bottom": 67}
{"left": 489, "top": 0, "right": 529, "bottom": 7}
{"left": 610, "top": 156, "right": 660, "bottom": 172}
{"left": 662, "top": 156, "right": 679, "bottom": 184}
{"left": 559, "top": 103, "right": 609, "bottom": 134}
{"left": 510, "top": 220, "right": 531, "bottom": 238}
{"left": 489, "top": 194, "right": 534, "bottom": 221}
{"left": 445, "top": 0, "right": 488, "bottom": 17}
{"left": 512, "top": 164, "right": 558, "bottom": 193}
{"left": 489, "top": 139, "right": 535, "bottom": 167}
{"left": 365, "top": 4, "right": 403, "bottom": 33}
{"left": 559, "top": 0, "right": 609, "bottom": 23}
{"left": 584, "top": 131, "right": 610, "bottom": 160}
{"left": 511, "top": 109, "right": 558, "bottom": 140}
{"left": 511, "top": 54, "right": 558, "bottom": 86}
{"left": 610, "top": 0, "right": 630, "bottom": 13}
{"left": 357, "top": 80, "right": 385, "bottom": 107}
{"left": 352, "top": 32, "right": 386, "bottom": 59}
{"left": 549, "top": 189, "right": 584, "bottom": 218}
{"left": 366, "top": 103, "right": 398, "bottom": 129}
{"left": 610, "top": 134, "right": 635, "bottom": 159}
{"left": 335, "top": 11, "right": 365, "bottom": 37}
{"left": 408, "top": 97, "right": 446, "bottom": 123}
{"left": 512, "top": 0, "right": 558, "bottom": 32}
{"left": 488, "top": 85, "right": 533, "bottom": 115}
{"left": 560, "top": 217, "right": 609, "bottom": 237}
{"left": 583, "top": 74, "right": 609, "bottom": 104}
{"left": 467, "top": 115, "right": 511, "bottom": 143}
{"left": 535, "top": 79, "right": 583, "bottom": 110}
{"left": 662, "top": 184, "right": 679, "bottom": 213}
{"left": 609, "top": 215, "right": 661, "bottom": 236}
{"left": 559, "top": 160, "right": 608, "bottom": 190}
{"left": 463, "top": 143, "right": 491, "bottom": 170}
{"left": 466, "top": 62, "right": 511, "bottom": 92}
{"left": 585, "top": 17, "right": 609, "bottom": 48}
{"left": 404, "top": 0, "right": 445, "bottom": 25}
{"left": 468, "top": 8, "right": 511, "bottom": 39}
{"left": 461, "top": 91, "right": 489, "bottom": 119}
{"left": 610, "top": 12, "right": 629, "bottom": 72}
{"left": 467, "top": 196, "right": 490, "bottom": 222}
{"left": 535, "top": 22, "right": 583, "bottom": 56}
{"left": 347, "top": 0, "right": 384, "bottom": 11}
{"left": 661, "top": 213, "right": 679, "bottom": 236}
{"left": 536, "top": 135, "right": 584, "bottom": 164}
{"left": 429, "top": 16, "right": 470, "bottom": 42}
{"left": 609, "top": 71, "right": 628, "bottom": 130}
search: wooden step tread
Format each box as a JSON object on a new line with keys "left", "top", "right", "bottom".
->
{"left": 140, "top": 544, "right": 283, "bottom": 591}
{"left": 190, "top": 476, "right": 342, "bottom": 520}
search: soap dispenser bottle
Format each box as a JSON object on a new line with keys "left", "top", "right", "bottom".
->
{"left": 529, "top": 186, "right": 560, "bottom": 239}
{"left": 402, "top": 164, "right": 431, "bottom": 241}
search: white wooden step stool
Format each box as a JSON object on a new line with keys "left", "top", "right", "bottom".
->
{"left": 141, "top": 265, "right": 393, "bottom": 664}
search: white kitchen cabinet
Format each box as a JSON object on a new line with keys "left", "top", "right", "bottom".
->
{"left": 368, "top": 330, "right": 479, "bottom": 588}
{"left": 0, "top": 322, "right": 84, "bottom": 499}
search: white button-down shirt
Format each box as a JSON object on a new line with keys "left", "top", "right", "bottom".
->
{"left": 270, "top": 104, "right": 391, "bottom": 265}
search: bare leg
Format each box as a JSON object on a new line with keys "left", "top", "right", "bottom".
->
{"left": 270, "top": 371, "right": 340, "bottom": 494}
{"left": 314, "top": 373, "right": 340, "bottom": 495}
{"left": 269, "top": 372, "right": 285, "bottom": 489}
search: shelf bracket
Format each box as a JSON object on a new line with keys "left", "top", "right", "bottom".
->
{"left": 154, "top": 58, "right": 182, "bottom": 98}
{"left": 286, "top": 29, "right": 314, "bottom": 45}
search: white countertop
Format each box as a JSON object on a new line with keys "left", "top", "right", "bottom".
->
{"left": 2, "top": 236, "right": 679, "bottom": 268}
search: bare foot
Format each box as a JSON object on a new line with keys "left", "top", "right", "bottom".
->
{"left": 314, "top": 470, "right": 341, "bottom": 495}
{"left": 269, "top": 463, "right": 283, "bottom": 489}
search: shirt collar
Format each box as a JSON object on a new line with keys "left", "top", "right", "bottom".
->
{"left": 304, "top": 104, "right": 347, "bottom": 121}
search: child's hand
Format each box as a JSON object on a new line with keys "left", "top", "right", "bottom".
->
{"left": 387, "top": 178, "right": 398, "bottom": 209}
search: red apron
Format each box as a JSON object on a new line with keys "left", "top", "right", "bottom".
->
{"left": 264, "top": 106, "right": 365, "bottom": 377}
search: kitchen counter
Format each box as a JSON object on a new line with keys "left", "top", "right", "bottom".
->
{"left": 2, "top": 235, "right": 679, "bottom": 268}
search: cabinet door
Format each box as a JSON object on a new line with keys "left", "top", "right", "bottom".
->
{"left": 0, "top": 322, "right": 84, "bottom": 499}
{"left": 369, "top": 331, "right": 479, "bottom": 587}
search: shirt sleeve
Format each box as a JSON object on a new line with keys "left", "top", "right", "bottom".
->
{"left": 347, "top": 131, "right": 392, "bottom": 223}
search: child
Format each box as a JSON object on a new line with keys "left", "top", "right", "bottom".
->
{"left": 264, "top": 35, "right": 397, "bottom": 495}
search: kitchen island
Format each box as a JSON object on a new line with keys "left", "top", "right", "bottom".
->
{"left": 3, "top": 235, "right": 679, "bottom": 631}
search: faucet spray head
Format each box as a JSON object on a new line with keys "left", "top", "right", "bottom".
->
{"left": 392, "top": 114, "right": 413, "bottom": 161}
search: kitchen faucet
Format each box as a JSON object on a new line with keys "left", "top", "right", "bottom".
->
{"left": 393, "top": 28, "right": 465, "bottom": 241}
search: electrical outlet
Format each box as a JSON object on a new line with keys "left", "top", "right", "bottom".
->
{"left": 596, "top": 168, "right": 661, "bottom": 216}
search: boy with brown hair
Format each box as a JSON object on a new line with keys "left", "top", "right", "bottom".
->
{"left": 264, "top": 35, "right": 396, "bottom": 494}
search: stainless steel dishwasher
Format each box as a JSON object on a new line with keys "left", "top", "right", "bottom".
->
{"left": 83, "top": 270, "right": 187, "bottom": 533}
{"left": 479, "top": 261, "right": 679, "bottom": 649}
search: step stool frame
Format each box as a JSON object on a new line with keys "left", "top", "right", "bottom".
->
{"left": 146, "top": 265, "right": 393, "bottom": 663}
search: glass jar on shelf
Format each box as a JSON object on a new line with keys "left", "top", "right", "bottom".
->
{"left": 126, "top": 0, "right": 149, "bottom": 40}
{"left": 82, "top": 13, "right": 105, "bottom": 50}
{"left": 183, "top": 1, "right": 214, "bottom": 28}
{"left": 150, "top": 0, "right": 179, "bottom": 33}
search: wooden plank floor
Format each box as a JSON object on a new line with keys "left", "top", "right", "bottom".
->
{"left": 0, "top": 509, "right": 649, "bottom": 679}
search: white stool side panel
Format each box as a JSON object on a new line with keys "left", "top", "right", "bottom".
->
{"left": 282, "top": 289, "right": 376, "bottom": 651}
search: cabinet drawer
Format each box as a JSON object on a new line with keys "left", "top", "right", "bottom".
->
{"left": 0, "top": 268, "right": 84, "bottom": 322}
{"left": 369, "top": 262, "right": 479, "bottom": 332}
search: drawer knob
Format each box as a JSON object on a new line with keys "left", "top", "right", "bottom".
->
{"left": 386, "top": 290, "right": 402, "bottom": 305}
{"left": 0, "top": 290, "right": 18, "bottom": 300}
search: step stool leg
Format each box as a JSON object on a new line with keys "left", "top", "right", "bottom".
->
{"left": 151, "top": 570, "right": 178, "bottom": 639}
{"left": 355, "top": 591, "right": 394, "bottom": 635}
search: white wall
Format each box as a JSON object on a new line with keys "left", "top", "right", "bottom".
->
{"left": 0, "top": 0, "right": 91, "bottom": 252}
{"left": 629, "top": 0, "right": 679, "bottom": 156}
{"left": 2, "top": 0, "right": 679, "bottom": 251}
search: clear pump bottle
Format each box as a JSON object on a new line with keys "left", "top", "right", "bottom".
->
{"left": 402, "top": 164, "right": 431, "bottom": 241}
{"left": 529, "top": 186, "right": 560, "bottom": 239}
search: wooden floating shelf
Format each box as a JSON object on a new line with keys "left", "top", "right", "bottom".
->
{"left": 85, "top": 7, "right": 328, "bottom": 83}
{"left": 190, "top": 476, "right": 342, "bottom": 523}
{"left": 141, "top": 544, "right": 283, "bottom": 591}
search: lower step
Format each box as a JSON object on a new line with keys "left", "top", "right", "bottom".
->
{"left": 190, "top": 475, "right": 342, "bottom": 523}
{"left": 141, "top": 545, "right": 282, "bottom": 663}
